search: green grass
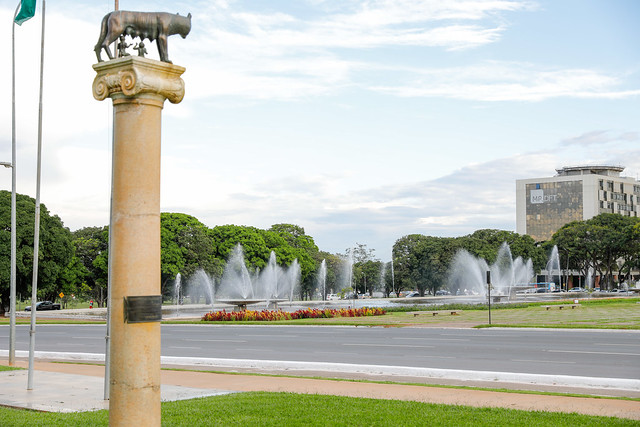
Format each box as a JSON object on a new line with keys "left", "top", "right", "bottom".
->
{"left": 164, "top": 367, "right": 640, "bottom": 402}
{"left": 0, "top": 392, "right": 636, "bottom": 426}
{"left": 183, "top": 297, "right": 640, "bottom": 329}
{"left": 0, "top": 365, "right": 22, "bottom": 372}
{"left": 3, "top": 297, "right": 638, "bottom": 329}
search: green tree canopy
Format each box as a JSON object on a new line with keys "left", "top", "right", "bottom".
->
{"left": 72, "top": 226, "right": 109, "bottom": 306}
{"left": 0, "top": 191, "right": 74, "bottom": 313}
{"left": 160, "top": 213, "right": 222, "bottom": 297}
{"left": 551, "top": 213, "right": 640, "bottom": 289}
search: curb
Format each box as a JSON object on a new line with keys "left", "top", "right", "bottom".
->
{"left": 2, "top": 350, "right": 638, "bottom": 392}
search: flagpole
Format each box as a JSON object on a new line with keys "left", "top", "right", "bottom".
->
{"left": 27, "top": 0, "right": 45, "bottom": 390}
{"left": 9, "top": 0, "right": 21, "bottom": 368}
{"left": 104, "top": 0, "right": 118, "bottom": 401}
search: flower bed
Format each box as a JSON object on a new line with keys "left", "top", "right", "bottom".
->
{"left": 202, "top": 307, "right": 386, "bottom": 322}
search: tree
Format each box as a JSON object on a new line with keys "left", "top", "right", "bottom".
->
{"left": 211, "top": 224, "right": 319, "bottom": 300}
{"left": 316, "top": 251, "right": 342, "bottom": 297}
{"left": 346, "top": 243, "right": 379, "bottom": 296}
{"left": 161, "top": 213, "right": 222, "bottom": 299}
{"left": 72, "top": 226, "right": 109, "bottom": 307}
{"left": 551, "top": 214, "right": 640, "bottom": 290}
{"left": 269, "top": 224, "right": 320, "bottom": 299}
{"left": 392, "top": 234, "right": 428, "bottom": 295}
{"left": 0, "top": 191, "right": 74, "bottom": 314}
{"left": 588, "top": 214, "right": 638, "bottom": 288}
{"left": 393, "top": 230, "right": 543, "bottom": 296}
{"left": 458, "top": 229, "right": 545, "bottom": 271}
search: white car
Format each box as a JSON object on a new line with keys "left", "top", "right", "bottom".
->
{"left": 326, "top": 294, "right": 340, "bottom": 300}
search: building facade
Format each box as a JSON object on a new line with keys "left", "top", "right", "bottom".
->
{"left": 516, "top": 165, "right": 640, "bottom": 241}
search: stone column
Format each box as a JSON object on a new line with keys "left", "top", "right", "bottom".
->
{"left": 92, "top": 56, "right": 185, "bottom": 426}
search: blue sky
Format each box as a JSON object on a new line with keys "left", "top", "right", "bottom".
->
{"left": 0, "top": 0, "right": 638, "bottom": 260}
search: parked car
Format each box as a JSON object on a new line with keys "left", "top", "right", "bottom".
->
{"left": 435, "top": 290, "right": 451, "bottom": 296}
{"left": 402, "top": 291, "right": 419, "bottom": 298}
{"left": 326, "top": 294, "right": 339, "bottom": 300}
{"left": 25, "top": 301, "right": 61, "bottom": 311}
{"left": 568, "top": 287, "right": 586, "bottom": 293}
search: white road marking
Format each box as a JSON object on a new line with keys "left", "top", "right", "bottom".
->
{"left": 238, "top": 335, "right": 299, "bottom": 338}
{"left": 343, "top": 343, "right": 434, "bottom": 348}
{"left": 547, "top": 350, "right": 640, "bottom": 356}
{"left": 393, "top": 337, "right": 468, "bottom": 342}
{"left": 596, "top": 343, "right": 640, "bottom": 347}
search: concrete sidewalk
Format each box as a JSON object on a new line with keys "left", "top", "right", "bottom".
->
{"left": 0, "top": 366, "right": 234, "bottom": 413}
{"left": 1, "top": 360, "right": 639, "bottom": 420}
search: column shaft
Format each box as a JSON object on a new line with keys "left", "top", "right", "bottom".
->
{"left": 109, "top": 95, "right": 163, "bottom": 426}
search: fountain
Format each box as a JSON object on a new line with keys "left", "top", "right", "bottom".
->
{"left": 215, "top": 244, "right": 262, "bottom": 310}
{"left": 174, "top": 273, "right": 182, "bottom": 316}
{"left": 215, "top": 244, "right": 301, "bottom": 311}
{"left": 449, "top": 242, "right": 534, "bottom": 299}
{"left": 185, "top": 269, "right": 215, "bottom": 305}
{"left": 317, "top": 259, "right": 327, "bottom": 300}
{"left": 586, "top": 267, "right": 594, "bottom": 290}
{"left": 341, "top": 250, "right": 354, "bottom": 295}
{"left": 378, "top": 262, "right": 387, "bottom": 297}
{"left": 285, "top": 259, "right": 301, "bottom": 303}
{"left": 546, "top": 245, "right": 562, "bottom": 291}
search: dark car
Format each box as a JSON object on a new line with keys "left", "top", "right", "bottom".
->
{"left": 435, "top": 290, "right": 451, "bottom": 296}
{"left": 25, "top": 301, "right": 61, "bottom": 311}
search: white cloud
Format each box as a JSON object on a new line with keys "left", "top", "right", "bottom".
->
{"left": 176, "top": 0, "right": 531, "bottom": 100}
{"left": 561, "top": 130, "right": 639, "bottom": 146}
{"left": 372, "top": 62, "right": 640, "bottom": 101}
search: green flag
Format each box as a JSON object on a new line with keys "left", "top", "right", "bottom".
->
{"left": 14, "top": 0, "right": 37, "bottom": 26}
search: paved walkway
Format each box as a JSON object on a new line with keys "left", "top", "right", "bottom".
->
{"left": 1, "top": 360, "right": 639, "bottom": 420}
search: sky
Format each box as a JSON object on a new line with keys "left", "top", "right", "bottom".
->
{"left": 0, "top": 0, "right": 638, "bottom": 261}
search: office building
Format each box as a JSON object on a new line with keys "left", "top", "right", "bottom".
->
{"left": 516, "top": 165, "right": 640, "bottom": 241}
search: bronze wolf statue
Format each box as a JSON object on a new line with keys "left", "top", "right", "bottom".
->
{"left": 95, "top": 11, "right": 191, "bottom": 63}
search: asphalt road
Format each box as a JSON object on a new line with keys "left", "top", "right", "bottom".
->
{"left": 1, "top": 325, "right": 638, "bottom": 380}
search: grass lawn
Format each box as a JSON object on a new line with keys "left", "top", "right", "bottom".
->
{"left": 2, "top": 297, "right": 638, "bottom": 329}
{"left": 176, "top": 297, "right": 640, "bottom": 329}
{"left": 0, "top": 392, "right": 636, "bottom": 426}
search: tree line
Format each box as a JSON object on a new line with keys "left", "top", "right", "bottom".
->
{"left": 392, "top": 214, "right": 640, "bottom": 294}
{"left": 550, "top": 214, "right": 640, "bottom": 289}
{"left": 1, "top": 190, "right": 638, "bottom": 314}
{"left": 392, "top": 229, "right": 546, "bottom": 296}
{"left": 0, "top": 191, "right": 352, "bottom": 313}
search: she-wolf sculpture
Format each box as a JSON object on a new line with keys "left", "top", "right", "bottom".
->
{"left": 94, "top": 10, "right": 191, "bottom": 63}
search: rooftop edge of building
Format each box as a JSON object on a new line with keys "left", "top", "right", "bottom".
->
{"left": 555, "top": 165, "right": 625, "bottom": 177}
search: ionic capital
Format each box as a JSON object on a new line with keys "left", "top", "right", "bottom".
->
{"left": 92, "top": 56, "right": 185, "bottom": 104}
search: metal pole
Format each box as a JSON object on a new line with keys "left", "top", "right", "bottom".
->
{"left": 104, "top": 0, "right": 119, "bottom": 399}
{"left": 390, "top": 259, "right": 395, "bottom": 295}
{"left": 9, "top": 1, "right": 20, "bottom": 367}
{"left": 104, "top": 107, "right": 115, "bottom": 401}
{"left": 486, "top": 270, "right": 491, "bottom": 326}
{"left": 27, "top": 0, "right": 45, "bottom": 390}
